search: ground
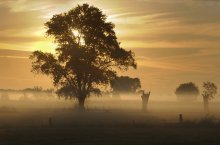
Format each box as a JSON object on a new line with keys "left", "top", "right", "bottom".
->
{"left": 0, "top": 99, "right": 220, "bottom": 145}
{"left": 1, "top": 127, "right": 220, "bottom": 145}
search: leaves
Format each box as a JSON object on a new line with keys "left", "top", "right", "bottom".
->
{"left": 175, "top": 82, "right": 200, "bottom": 99}
{"left": 30, "top": 4, "right": 136, "bottom": 102}
{"left": 110, "top": 76, "right": 141, "bottom": 93}
{"left": 202, "top": 82, "right": 218, "bottom": 100}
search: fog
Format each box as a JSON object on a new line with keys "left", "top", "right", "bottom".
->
{"left": 1, "top": 90, "right": 220, "bottom": 145}
{"left": 1, "top": 90, "right": 220, "bottom": 129}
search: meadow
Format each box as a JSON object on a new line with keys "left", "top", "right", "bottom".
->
{"left": 0, "top": 98, "right": 220, "bottom": 145}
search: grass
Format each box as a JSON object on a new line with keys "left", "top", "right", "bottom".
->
{"left": 1, "top": 100, "right": 220, "bottom": 145}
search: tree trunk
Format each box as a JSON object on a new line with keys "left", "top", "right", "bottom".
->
{"left": 78, "top": 97, "right": 86, "bottom": 111}
{"left": 203, "top": 96, "right": 209, "bottom": 113}
{"left": 141, "top": 92, "right": 150, "bottom": 112}
{"left": 142, "top": 101, "right": 147, "bottom": 112}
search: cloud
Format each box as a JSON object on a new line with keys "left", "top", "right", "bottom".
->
{"left": 0, "top": 0, "right": 219, "bottom": 93}
{"left": 0, "top": 36, "right": 44, "bottom": 43}
{"left": 0, "top": 49, "right": 30, "bottom": 57}
{"left": 0, "top": 6, "right": 43, "bottom": 31}
{"left": 133, "top": 47, "right": 201, "bottom": 58}
{"left": 137, "top": 57, "right": 202, "bottom": 72}
{"left": 0, "top": 56, "right": 28, "bottom": 59}
{"left": 0, "top": 0, "right": 72, "bottom": 12}
{"left": 120, "top": 32, "right": 220, "bottom": 43}
{"left": 135, "top": 47, "right": 220, "bottom": 76}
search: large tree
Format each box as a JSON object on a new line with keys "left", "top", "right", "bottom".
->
{"left": 175, "top": 82, "right": 199, "bottom": 101}
{"left": 202, "top": 82, "right": 218, "bottom": 113}
{"left": 30, "top": 4, "right": 136, "bottom": 110}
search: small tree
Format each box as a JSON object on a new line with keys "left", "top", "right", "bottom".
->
{"left": 202, "top": 82, "right": 218, "bottom": 113}
{"left": 30, "top": 4, "right": 136, "bottom": 110}
{"left": 175, "top": 82, "right": 199, "bottom": 101}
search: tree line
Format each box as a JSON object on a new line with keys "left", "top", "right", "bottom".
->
{"left": 0, "top": 87, "right": 54, "bottom": 101}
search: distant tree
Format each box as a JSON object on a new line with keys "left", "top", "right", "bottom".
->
{"left": 22, "top": 87, "right": 54, "bottom": 100}
{"left": 110, "top": 76, "right": 141, "bottom": 97}
{"left": 202, "top": 82, "right": 218, "bottom": 113}
{"left": 30, "top": 4, "right": 136, "bottom": 110}
{"left": 175, "top": 82, "right": 199, "bottom": 101}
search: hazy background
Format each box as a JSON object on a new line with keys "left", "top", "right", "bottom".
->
{"left": 0, "top": 0, "right": 220, "bottom": 101}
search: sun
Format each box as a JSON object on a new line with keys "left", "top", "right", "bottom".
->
{"left": 72, "top": 30, "right": 80, "bottom": 37}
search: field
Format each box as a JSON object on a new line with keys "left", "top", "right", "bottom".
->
{"left": 0, "top": 99, "right": 220, "bottom": 145}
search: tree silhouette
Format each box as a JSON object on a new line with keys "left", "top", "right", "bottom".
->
{"left": 141, "top": 91, "right": 150, "bottom": 112}
{"left": 110, "top": 76, "right": 141, "bottom": 97}
{"left": 30, "top": 4, "right": 136, "bottom": 110}
{"left": 175, "top": 82, "right": 199, "bottom": 101}
{"left": 202, "top": 82, "right": 218, "bottom": 113}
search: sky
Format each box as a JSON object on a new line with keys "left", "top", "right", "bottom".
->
{"left": 0, "top": 0, "right": 220, "bottom": 100}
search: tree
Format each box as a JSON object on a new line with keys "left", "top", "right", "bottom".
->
{"left": 202, "top": 82, "right": 218, "bottom": 113}
{"left": 175, "top": 82, "right": 199, "bottom": 101}
{"left": 30, "top": 4, "right": 136, "bottom": 110}
{"left": 141, "top": 91, "right": 150, "bottom": 112}
{"left": 110, "top": 76, "right": 141, "bottom": 97}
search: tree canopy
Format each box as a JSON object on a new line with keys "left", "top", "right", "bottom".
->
{"left": 110, "top": 76, "right": 141, "bottom": 93}
{"left": 202, "top": 82, "right": 218, "bottom": 113}
{"left": 30, "top": 4, "right": 136, "bottom": 109}
{"left": 202, "top": 82, "right": 218, "bottom": 100}
{"left": 175, "top": 82, "right": 199, "bottom": 101}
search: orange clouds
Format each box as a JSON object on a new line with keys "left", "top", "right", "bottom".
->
{"left": 0, "top": 0, "right": 219, "bottom": 99}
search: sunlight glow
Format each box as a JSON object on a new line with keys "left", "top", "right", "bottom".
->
{"left": 72, "top": 30, "right": 80, "bottom": 37}
{"left": 31, "top": 40, "right": 57, "bottom": 53}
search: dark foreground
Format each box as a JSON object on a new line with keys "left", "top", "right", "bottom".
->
{"left": 0, "top": 110, "right": 220, "bottom": 145}
{"left": 1, "top": 126, "right": 220, "bottom": 145}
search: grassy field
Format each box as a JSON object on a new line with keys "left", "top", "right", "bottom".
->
{"left": 0, "top": 99, "right": 220, "bottom": 145}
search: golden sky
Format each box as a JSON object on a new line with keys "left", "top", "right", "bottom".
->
{"left": 0, "top": 0, "right": 220, "bottom": 100}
